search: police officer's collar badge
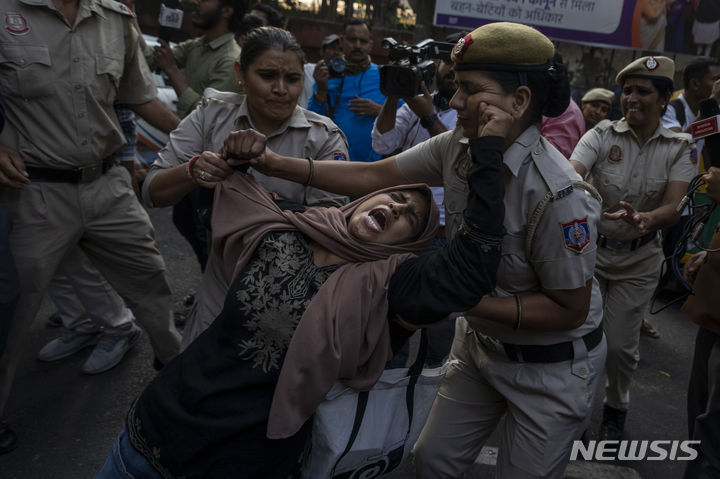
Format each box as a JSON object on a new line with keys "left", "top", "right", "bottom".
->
{"left": 644, "top": 57, "right": 658, "bottom": 71}
{"left": 562, "top": 218, "right": 590, "bottom": 253}
{"left": 453, "top": 34, "right": 473, "bottom": 60}
{"left": 5, "top": 13, "right": 29, "bottom": 35}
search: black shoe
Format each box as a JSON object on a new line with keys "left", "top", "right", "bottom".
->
{"left": 599, "top": 405, "right": 626, "bottom": 441}
{"left": 0, "top": 422, "right": 17, "bottom": 454}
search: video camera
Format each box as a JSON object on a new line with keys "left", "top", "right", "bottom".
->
{"left": 379, "top": 38, "right": 455, "bottom": 98}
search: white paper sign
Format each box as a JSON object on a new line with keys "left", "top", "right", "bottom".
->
{"left": 158, "top": 4, "right": 184, "bottom": 29}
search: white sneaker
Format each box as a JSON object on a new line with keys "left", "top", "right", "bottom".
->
{"left": 82, "top": 324, "right": 142, "bottom": 375}
{"left": 37, "top": 330, "right": 100, "bottom": 362}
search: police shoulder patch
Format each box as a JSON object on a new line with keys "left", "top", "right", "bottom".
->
{"left": 332, "top": 151, "right": 347, "bottom": 161}
{"left": 98, "top": 0, "right": 135, "bottom": 17}
{"left": 562, "top": 218, "right": 590, "bottom": 253}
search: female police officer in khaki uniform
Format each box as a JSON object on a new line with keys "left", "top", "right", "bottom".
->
{"left": 224, "top": 22, "right": 606, "bottom": 478}
{"left": 571, "top": 56, "right": 695, "bottom": 440}
{"left": 140, "top": 28, "right": 349, "bottom": 348}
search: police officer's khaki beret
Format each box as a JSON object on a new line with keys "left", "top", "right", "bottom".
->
{"left": 451, "top": 22, "right": 555, "bottom": 71}
{"left": 581, "top": 88, "right": 615, "bottom": 105}
{"left": 615, "top": 56, "right": 674, "bottom": 84}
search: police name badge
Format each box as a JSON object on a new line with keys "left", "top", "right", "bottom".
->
{"left": 562, "top": 218, "right": 590, "bottom": 253}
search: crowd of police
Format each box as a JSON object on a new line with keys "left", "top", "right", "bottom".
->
{"left": 0, "top": 0, "right": 720, "bottom": 478}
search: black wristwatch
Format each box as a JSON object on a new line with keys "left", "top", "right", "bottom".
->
{"left": 419, "top": 113, "right": 438, "bottom": 129}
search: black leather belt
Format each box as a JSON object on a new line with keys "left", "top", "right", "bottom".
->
{"left": 494, "top": 324, "right": 604, "bottom": 363}
{"left": 26, "top": 157, "right": 117, "bottom": 184}
{"left": 597, "top": 231, "right": 657, "bottom": 251}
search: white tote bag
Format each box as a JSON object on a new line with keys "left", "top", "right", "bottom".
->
{"left": 301, "top": 330, "right": 453, "bottom": 478}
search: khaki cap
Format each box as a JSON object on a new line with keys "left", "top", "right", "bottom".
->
{"left": 581, "top": 88, "right": 615, "bottom": 105}
{"left": 451, "top": 22, "right": 555, "bottom": 71}
{"left": 615, "top": 56, "right": 674, "bottom": 84}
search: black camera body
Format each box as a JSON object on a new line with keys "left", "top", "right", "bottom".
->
{"left": 379, "top": 38, "right": 454, "bottom": 98}
{"left": 328, "top": 57, "right": 346, "bottom": 78}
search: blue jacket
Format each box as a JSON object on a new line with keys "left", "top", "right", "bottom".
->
{"left": 308, "top": 63, "right": 385, "bottom": 162}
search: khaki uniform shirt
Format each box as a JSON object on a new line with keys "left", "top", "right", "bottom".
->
{"left": 143, "top": 88, "right": 349, "bottom": 208}
{"left": 144, "top": 33, "right": 241, "bottom": 119}
{"left": 0, "top": 0, "right": 156, "bottom": 168}
{"left": 396, "top": 126, "right": 603, "bottom": 345}
{"left": 571, "top": 119, "right": 695, "bottom": 240}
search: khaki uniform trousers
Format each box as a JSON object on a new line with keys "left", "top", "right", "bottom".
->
{"left": 414, "top": 316, "right": 606, "bottom": 479}
{"left": 0, "top": 166, "right": 181, "bottom": 418}
{"left": 48, "top": 246, "right": 134, "bottom": 331}
{"left": 595, "top": 238, "right": 663, "bottom": 411}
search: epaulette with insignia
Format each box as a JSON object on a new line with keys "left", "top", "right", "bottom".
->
{"left": 555, "top": 185, "right": 574, "bottom": 200}
{"left": 98, "top": 0, "right": 135, "bottom": 17}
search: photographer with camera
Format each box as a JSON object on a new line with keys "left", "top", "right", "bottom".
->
{"left": 308, "top": 18, "right": 386, "bottom": 162}
{"left": 372, "top": 32, "right": 465, "bottom": 155}
{"left": 299, "top": 34, "right": 344, "bottom": 108}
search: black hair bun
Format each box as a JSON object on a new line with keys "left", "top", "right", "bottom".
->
{"left": 543, "top": 53, "right": 570, "bottom": 118}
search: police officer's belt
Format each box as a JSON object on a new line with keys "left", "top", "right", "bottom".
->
{"left": 26, "top": 157, "right": 117, "bottom": 184}
{"left": 597, "top": 232, "right": 657, "bottom": 251}
{"left": 478, "top": 324, "right": 604, "bottom": 363}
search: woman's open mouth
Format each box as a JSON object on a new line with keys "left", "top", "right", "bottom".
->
{"left": 367, "top": 208, "right": 388, "bottom": 232}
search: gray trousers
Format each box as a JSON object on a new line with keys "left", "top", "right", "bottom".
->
{"left": 413, "top": 316, "right": 606, "bottom": 479}
{"left": 48, "top": 246, "right": 134, "bottom": 332}
{"left": 0, "top": 205, "right": 19, "bottom": 358}
{"left": 0, "top": 166, "right": 180, "bottom": 418}
{"left": 595, "top": 239, "right": 663, "bottom": 411}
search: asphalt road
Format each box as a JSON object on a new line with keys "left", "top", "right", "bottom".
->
{"left": 0, "top": 205, "right": 701, "bottom": 479}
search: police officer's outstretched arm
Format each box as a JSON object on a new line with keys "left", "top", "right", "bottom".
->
{"left": 602, "top": 183, "right": 687, "bottom": 235}
{"left": 0, "top": 144, "right": 29, "bottom": 190}
{"left": 386, "top": 104, "right": 510, "bottom": 326}
{"left": 223, "top": 130, "right": 408, "bottom": 198}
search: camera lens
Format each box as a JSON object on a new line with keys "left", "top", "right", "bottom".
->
{"left": 329, "top": 58, "right": 346, "bottom": 75}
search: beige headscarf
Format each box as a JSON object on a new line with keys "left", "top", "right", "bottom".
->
{"left": 211, "top": 172, "right": 439, "bottom": 439}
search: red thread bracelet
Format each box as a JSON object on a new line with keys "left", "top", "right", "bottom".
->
{"left": 186, "top": 155, "right": 200, "bottom": 180}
